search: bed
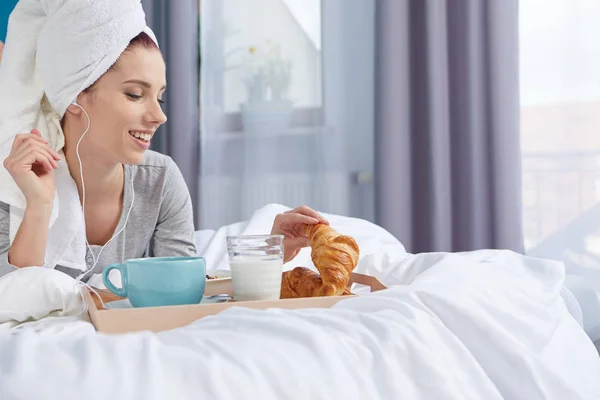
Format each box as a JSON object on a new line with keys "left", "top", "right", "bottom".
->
{"left": 0, "top": 204, "right": 598, "bottom": 400}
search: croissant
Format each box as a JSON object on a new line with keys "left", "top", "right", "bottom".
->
{"left": 280, "top": 223, "right": 360, "bottom": 298}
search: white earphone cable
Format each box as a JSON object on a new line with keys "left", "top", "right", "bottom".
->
{"left": 71, "top": 102, "right": 135, "bottom": 282}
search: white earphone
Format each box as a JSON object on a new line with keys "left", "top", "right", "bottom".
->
{"left": 69, "top": 100, "right": 135, "bottom": 281}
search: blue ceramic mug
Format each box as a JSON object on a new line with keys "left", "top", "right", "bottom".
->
{"left": 102, "top": 256, "right": 206, "bottom": 308}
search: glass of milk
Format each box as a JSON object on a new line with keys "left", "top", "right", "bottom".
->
{"left": 226, "top": 234, "right": 284, "bottom": 301}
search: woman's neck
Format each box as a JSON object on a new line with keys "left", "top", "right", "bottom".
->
{"left": 64, "top": 146, "right": 124, "bottom": 205}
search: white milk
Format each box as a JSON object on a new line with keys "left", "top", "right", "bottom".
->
{"left": 229, "top": 258, "right": 283, "bottom": 301}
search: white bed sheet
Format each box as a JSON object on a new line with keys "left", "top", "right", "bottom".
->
{"left": 0, "top": 204, "right": 598, "bottom": 400}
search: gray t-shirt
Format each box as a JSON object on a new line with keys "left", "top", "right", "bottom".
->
{"left": 0, "top": 150, "right": 197, "bottom": 282}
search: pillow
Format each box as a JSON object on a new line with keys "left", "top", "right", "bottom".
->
{"left": 195, "top": 203, "right": 409, "bottom": 283}
{"left": 0, "top": 267, "right": 85, "bottom": 328}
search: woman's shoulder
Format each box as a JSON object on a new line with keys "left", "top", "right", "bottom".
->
{"left": 134, "top": 149, "right": 175, "bottom": 169}
{"left": 127, "top": 150, "right": 186, "bottom": 191}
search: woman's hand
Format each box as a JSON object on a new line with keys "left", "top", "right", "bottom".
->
{"left": 271, "top": 205, "right": 329, "bottom": 263}
{"left": 3, "top": 129, "right": 62, "bottom": 206}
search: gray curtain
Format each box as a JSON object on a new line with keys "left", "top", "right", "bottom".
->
{"left": 142, "top": 0, "right": 200, "bottom": 227}
{"left": 374, "top": 0, "right": 523, "bottom": 254}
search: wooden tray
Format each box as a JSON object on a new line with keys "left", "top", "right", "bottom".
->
{"left": 84, "top": 272, "right": 387, "bottom": 334}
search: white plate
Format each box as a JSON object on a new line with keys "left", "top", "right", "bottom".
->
{"left": 104, "top": 294, "right": 232, "bottom": 309}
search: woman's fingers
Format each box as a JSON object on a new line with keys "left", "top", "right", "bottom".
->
{"left": 12, "top": 132, "right": 61, "bottom": 160}
{"left": 12, "top": 133, "right": 61, "bottom": 160}
{"left": 287, "top": 205, "right": 329, "bottom": 224}
{"left": 47, "top": 146, "right": 61, "bottom": 160}
{"left": 13, "top": 135, "right": 61, "bottom": 161}
{"left": 14, "top": 147, "right": 58, "bottom": 171}
{"left": 272, "top": 212, "right": 318, "bottom": 238}
{"left": 28, "top": 130, "right": 61, "bottom": 160}
{"left": 11, "top": 133, "right": 47, "bottom": 151}
{"left": 30, "top": 150, "right": 56, "bottom": 172}
{"left": 279, "top": 212, "right": 319, "bottom": 226}
{"left": 38, "top": 149, "right": 59, "bottom": 170}
{"left": 272, "top": 207, "right": 330, "bottom": 251}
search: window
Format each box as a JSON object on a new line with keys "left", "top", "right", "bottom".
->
{"left": 221, "top": 0, "right": 322, "bottom": 112}
{"left": 199, "top": 0, "right": 376, "bottom": 229}
{"left": 201, "top": 0, "right": 324, "bottom": 134}
{"left": 519, "top": 0, "right": 600, "bottom": 265}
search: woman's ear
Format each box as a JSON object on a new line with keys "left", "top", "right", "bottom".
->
{"left": 65, "top": 102, "right": 82, "bottom": 115}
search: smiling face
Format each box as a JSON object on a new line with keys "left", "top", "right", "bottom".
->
{"left": 63, "top": 40, "right": 167, "bottom": 165}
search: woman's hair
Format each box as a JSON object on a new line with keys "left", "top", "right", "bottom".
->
{"left": 126, "top": 31, "right": 160, "bottom": 52}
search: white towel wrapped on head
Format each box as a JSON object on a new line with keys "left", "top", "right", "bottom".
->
{"left": 0, "top": 0, "right": 157, "bottom": 272}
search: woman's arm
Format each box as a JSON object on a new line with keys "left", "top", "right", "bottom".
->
{"left": 0, "top": 202, "right": 18, "bottom": 276}
{"left": 0, "top": 201, "right": 51, "bottom": 276}
{"left": 1, "top": 130, "right": 60, "bottom": 271}
{"left": 7, "top": 202, "right": 52, "bottom": 268}
{"left": 149, "top": 158, "right": 197, "bottom": 257}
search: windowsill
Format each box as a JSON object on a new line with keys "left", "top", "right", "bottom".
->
{"left": 203, "top": 125, "right": 336, "bottom": 141}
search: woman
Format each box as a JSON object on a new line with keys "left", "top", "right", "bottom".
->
{"left": 0, "top": 30, "right": 327, "bottom": 283}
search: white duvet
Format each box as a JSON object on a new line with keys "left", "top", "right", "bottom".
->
{"left": 0, "top": 204, "right": 599, "bottom": 400}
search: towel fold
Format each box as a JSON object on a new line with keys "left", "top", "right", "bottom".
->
{"left": 0, "top": 0, "right": 155, "bottom": 272}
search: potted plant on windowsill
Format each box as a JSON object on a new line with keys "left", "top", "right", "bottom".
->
{"left": 240, "top": 42, "right": 293, "bottom": 135}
